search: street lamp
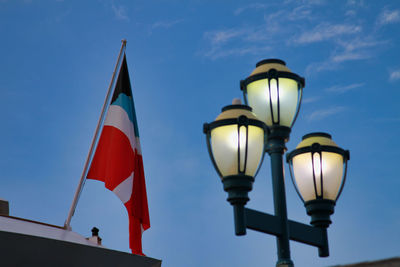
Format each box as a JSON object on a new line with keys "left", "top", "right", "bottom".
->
{"left": 287, "top": 132, "right": 350, "bottom": 228}
{"left": 240, "top": 58, "right": 305, "bottom": 129}
{"left": 203, "top": 101, "right": 268, "bottom": 235}
{"left": 203, "top": 59, "right": 350, "bottom": 267}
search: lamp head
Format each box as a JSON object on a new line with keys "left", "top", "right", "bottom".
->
{"left": 241, "top": 59, "right": 305, "bottom": 128}
{"left": 287, "top": 132, "right": 350, "bottom": 227}
{"left": 203, "top": 100, "right": 268, "bottom": 207}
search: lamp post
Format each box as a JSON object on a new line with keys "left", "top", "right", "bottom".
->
{"left": 203, "top": 101, "right": 268, "bottom": 235}
{"left": 203, "top": 59, "right": 350, "bottom": 267}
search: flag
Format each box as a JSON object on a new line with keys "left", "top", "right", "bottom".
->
{"left": 87, "top": 55, "right": 150, "bottom": 255}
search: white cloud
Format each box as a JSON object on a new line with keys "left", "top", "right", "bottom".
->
{"left": 305, "top": 60, "right": 337, "bottom": 74}
{"left": 378, "top": 9, "right": 400, "bottom": 25}
{"left": 264, "top": 5, "right": 314, "bottom": 29}
{"left": 337, "top": 38, "right": 383, "bottom": 52}
{"left": 151, "top": 19, "right": 184, "bottom": 30}
{"left": 284, "top": 0, "right": 326, "bottom": 5}
{"left": 307, "top": 106, "right": 347, "bottom": 121}
{"left": 306, "top": 52, "right": 368, "bottom": 73}
{"left": 332, "top": 39, "right": 377, "bottom": 61}
{"left": 389, "top": 70, "right": 400, "bottom": 81}
{"left": 325, "top": 83, "right": 364, "bottom": 93}
{"left": 345, "top": 10, "right": 356, "bottom": 16}
{"left": 289, "top": 5, "right": 313, "bottom": 20}
{"left": 294, "top": 23, "right": 362, "bottom": 44}
{"left": 202, "top": 2, "right": 319, "bottom": 59}
{"left": 302, "top": 97, "right": 320, "bottom": 104}
{"left": 202, "top": 1, "right": 387, "bottom": 64}
{"left": 205, "top": 28, "right": 247, "bottom": 45}
{"left": 331, "top": 51, "right": 369, "bottom": 63}
{"left": 202, "top": 27, "right": 274, "bottom": 59}
{"left": 204, "top": 45, "right": 271, "bottom": 60}
{"left": 112, "top": 3, "right": 129, "bottom": 21}
{"left": 234, "top": 3, "right": 269, "bottom": 15}
{"left": 346, "top": 0, "right": 365, "bottom": 7}
{"left": 306, "top": 37, "right": 385, "bottom": 73}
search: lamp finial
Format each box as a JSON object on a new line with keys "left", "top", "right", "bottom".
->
{"left": 232, "top": 98, "right": 242, "bottom": 105}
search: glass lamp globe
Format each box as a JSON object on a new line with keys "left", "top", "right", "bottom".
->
{"left": 203, "top": 99, "right": 267, "bottom": 179}
{"left": 286, "top": 132, "right": 350, "bottom": 227}
{"left": 240, "top": 59, "right": 305, "bottom": 129}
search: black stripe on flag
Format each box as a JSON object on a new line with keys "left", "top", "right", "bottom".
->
{"left": 111, "top": 55, "right": 133, "bottom": 104}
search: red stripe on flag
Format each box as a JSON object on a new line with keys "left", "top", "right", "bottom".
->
{"left": 88, "top": 125, "right": 150, "bottom": 255}
{"left": 125, "top": 152, "right": 150, "bottom": 255}
{"left": 87, "top": 125, "right": 135, "bottom": 191}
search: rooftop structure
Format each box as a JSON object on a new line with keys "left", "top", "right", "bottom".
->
{"left": 0, "top": 199, "right": 161, "bottom": 267}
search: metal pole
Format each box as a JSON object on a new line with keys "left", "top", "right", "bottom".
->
{"left": 233, "top": 204, "right": 246, "bottom": 235}
{"left": 64, "top": 39, "right": 127, "bottom": 229}
{"left": 267, "top": 127, "right": 294, "bottom": 267}
{"left": 318, "top": 228, "right": 329, "bottom": 257}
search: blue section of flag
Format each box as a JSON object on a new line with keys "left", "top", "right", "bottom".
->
{"left": 110, "top": 93, "right": 140, "bottom": 137}
{"left": 111, "top": 93, "right": 134, "bottom": 123}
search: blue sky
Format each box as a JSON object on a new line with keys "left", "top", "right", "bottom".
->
{"left": 0, "top": 0, "right": 399, "bottom": 266}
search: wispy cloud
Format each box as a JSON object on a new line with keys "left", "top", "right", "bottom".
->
{"left": 306, "top": 37, "right": 385, "bottom": 73}
{"left": 112, "top": 2, "right": 129, "bottom": 21}
{"left": 332, "top": 38, "right": 386, "bottom": 63}
{"left": 332, "top": 51, "right": 370, "bottom": 63}
{"left": 305, "top": 60, "right": 337, "bottom": 74}
{"left": 377, "top": 8, "right": 400, "bottom": 26}
{"left": 264, "top": 5, "right": 314, "bottom": 29}
{"left": 288, "top": 5, "right": 313, "bottom": 20}
{"left": 307, "top": 106, "right": 347, "bottom": 121}
{"left": 234, "top": 3, "right": 269, "bottom": 15}
{"left": 205, "top": 28, "right": 247, "bottom": 46}
{"left": 302, "top": 97, "right": 320, "bottom": 104}
{"left": 202, "top": 1, "right": 390, "bottom": 64}
{"left": 294, "top": 23, "right": 362, "bottom": 44}
{"left": 306, "top": 53, "right": 367, "bottom": 73}
{"left": 345, "top": 10, "right": 356, "bottom": 16}
{"left": 346, "top": 0, "right": 365, "bottom": 7}
{"left": 202, "top": 2, "right": 318, "bottom": 59}
{"left": 325, "top": 83, "right": 364, "bottom": 93}
{"left": 202, "top": 27, "right": 274, "bottom": 59}
{"left": 151, "top": 19, "right": 184, "bottom": 30}
{"left": 337, "top": 38, "right": 383, "bottom": 53}
{"left": 306, "top": 52, "right": 368, "bottom": 73}
{"left": 389, "top": 70, "right": 400, "bottom": 81}
{"left": 204, "top": 45, "right": 271, "bottom": 60}
{"left": 283, "top": 0, "right": 326, "bottom": 6}
{"left": 344, "top": 0, "right": 366, "bottom": 17}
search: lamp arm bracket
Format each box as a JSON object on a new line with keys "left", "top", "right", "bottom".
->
{"left": 244, "top": 208, "right": 328, "bottom": 254}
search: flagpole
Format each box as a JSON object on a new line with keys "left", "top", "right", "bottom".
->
{"left": 64, "top": 40, "right": 127, "bottom": 230}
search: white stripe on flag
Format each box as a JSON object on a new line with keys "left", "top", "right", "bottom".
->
{"left": 112, "top": 172, "right": 134, "bottom": 204}
{"left": 104, "top": 105, "right": 136, "bottom": 151}
{"left": 135, "top": 136, "right": 142, "bottom": 155}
